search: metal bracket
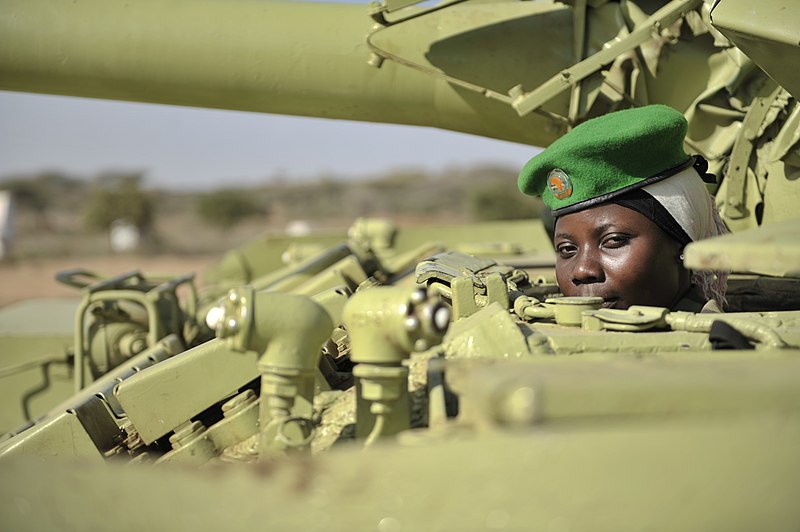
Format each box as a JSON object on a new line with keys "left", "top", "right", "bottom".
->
{"left": 511, "top": 0, "right": 702, "bottom": 117}
{"left": 451, "top": 272, "right": 509, "bottom": 320}
{"left": 72, "top": 271, "right": 197, "bottom": 391}
{"left": 71, "top": 396, "right": 125, "bottom": 455}
{"left": 568, "top": 0, "right": 588, "bottom": 124}
{"left": 582, "top": 306, "right": 669, "bottom": 332}
{"left": 415, "top": 251, "right": 501, "bottom": 294}
{"left": 366, "top": 0, "right": 702, "bottom": 124}
{"left": 723, "top": 85, "right": 784, "bottom": 219}
{"left": 371, "top": 0, "right": 434, "bottom": 18}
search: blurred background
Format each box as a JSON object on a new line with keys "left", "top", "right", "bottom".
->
{"left": 0, "top": 90, "right": 543, "bottom": 306}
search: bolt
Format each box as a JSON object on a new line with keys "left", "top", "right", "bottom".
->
{"left": 410, "top": 289, "right": 426, "bottom": 305}
{"left": 367, "top": 52, "right": 385, "bottom": 68}
{"left": 222, "top": 389, "right": 257, "bottom": 417}
{"left": 433, "top": 306, "right": 451, "bottom": 332}
{"left": 169, "top": 420, "right": 205, "bottom": 449}
{"left": 205, "top": 305, "right": 225, "bottom": 330}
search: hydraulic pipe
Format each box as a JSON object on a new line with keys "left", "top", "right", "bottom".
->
{"left": 209, "top": 287, "right": 334, "bottom": 456}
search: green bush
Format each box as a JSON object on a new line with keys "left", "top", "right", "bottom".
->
{"left": 195, "top": 188, "right": 265, "bottom": 229}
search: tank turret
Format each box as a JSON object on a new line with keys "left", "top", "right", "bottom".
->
{"left": 2, "top": 1, "right": 800, "bottom": 529}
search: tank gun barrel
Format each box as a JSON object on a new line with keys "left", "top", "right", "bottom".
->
{"left": 0, "top": 0, "right": 567, "bottom": 146}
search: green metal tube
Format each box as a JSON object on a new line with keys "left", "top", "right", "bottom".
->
{"left": 0, "top": 0, "right": 568, "bottom": 145}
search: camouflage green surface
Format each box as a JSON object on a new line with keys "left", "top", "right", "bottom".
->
{"left": 1, "top": 0, "right": 800, "bottom": 527}
{"left": 3, "top": 414, "right": 800, "bottom": 531}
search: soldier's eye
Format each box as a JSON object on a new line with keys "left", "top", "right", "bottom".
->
{"left": 602, "top": 234, "right": 631, "bottom": 248}
{"left": 556, "top": 243, "right": 577, "bottom": 258}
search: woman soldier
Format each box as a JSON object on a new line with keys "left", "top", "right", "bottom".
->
{"left": 518, "top": 105, "right": 728, "bottom": 312}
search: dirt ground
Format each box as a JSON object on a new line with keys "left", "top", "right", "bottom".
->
{"left": 0, "top": 254, "right": 218, "bottom": 308}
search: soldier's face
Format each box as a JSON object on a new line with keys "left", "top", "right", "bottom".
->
{"left": 553, "top": 203, "right": 688, "bottom": 310}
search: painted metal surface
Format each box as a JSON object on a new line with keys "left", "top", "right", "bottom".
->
{"left": 0, "top": 0, "right": 800, "bottom": 527}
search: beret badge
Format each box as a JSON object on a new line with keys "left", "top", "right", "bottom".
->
{"left": 547, "top": 168, "right": 573, "bottom": 200}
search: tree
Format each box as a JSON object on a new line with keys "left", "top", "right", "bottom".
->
{"left": 468, "top": 185, "right": 541, "bottom": 221}
{"left": 83, "top": 173, "right": 154, "bottom": 232}
{"left": 3, "top": 171, "right": 82, "bottom": 231}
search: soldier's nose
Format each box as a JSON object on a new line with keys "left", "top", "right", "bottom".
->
{"left": 571, "top": 251, "right": 604, "bottom": 285}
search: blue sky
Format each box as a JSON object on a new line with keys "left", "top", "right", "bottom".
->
{"left": 0, "top": 90, "right": 540, "bottom": 190}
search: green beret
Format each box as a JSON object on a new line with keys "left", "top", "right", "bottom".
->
{"left": 518, "top": 105, "right": 691, "bottom": 215}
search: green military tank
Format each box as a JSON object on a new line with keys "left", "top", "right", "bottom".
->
{"left": 1, "top": 0, "right": 800, "bottom": 529}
